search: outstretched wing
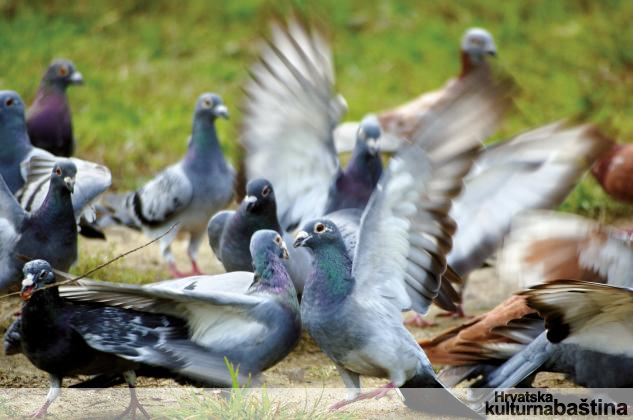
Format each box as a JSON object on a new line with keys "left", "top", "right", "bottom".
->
{"left": 18, "top": 151, "right": 112, "bottom": 221}
{"left": 351, "top": 71, "right": 511, "bottom": 315}
{"left": 242, "top": 19, "right": 345, "bottom": 230}
{"left": 130, "top": 163, "right": 193, "bottom": 228}
{"left": 448, "top": 123, "right": 613, "bottom": 276}
{"left": 0, "top": 173, "right": 26, "bottom": 228}
{"left": 524, "top": 280, "right": 633, "bottom": 357}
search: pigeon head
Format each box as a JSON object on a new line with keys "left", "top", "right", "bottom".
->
{"left": 50, "top": 160, "right": 77, "bottom": 193}
{"left": 42, "top": 59, "right": 84, "bottom": 89}
{"left": 195, "top": 93, "right": 229, "bottom": 121}
{"left": 461, "top": 28, "right": 497, "bottom": 65}
{"left": 243, "top": 178, "right": 276, "bottom": 214}
{"left": 20, "top": 260, "right": 55, "bottom": 301}
{"left": 356, "top": 114, "right": 381, "bottom": 157}
{"left": 250, "top": 229, "right": 289, "bottom": 262}
{"left": 293, "top": 219, "right": 341, "bottom": 249}
{"left": 0, "top": 90, "right": 27, "bottom": 128}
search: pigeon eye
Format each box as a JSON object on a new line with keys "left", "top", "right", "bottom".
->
{"left": 314, "top": 223, "right": 326, "bottom": 234}
{"left": 262, "top": 185, "right": 271, "bottom": 197}
{"left": 203, "top": 99, "right": 212, "bottom": 108}
{"left": 5, "top": 98, "right": 14, "bottom": 107}
{"left": 274, "top": 235, "right": 282, "bottom": 245}
{"left": 39, "top": 271, "right": 47, "bottom": 280}
{"left": 55, "top": 168, "right": 62, "bottom": 176}
{"left": 58, "top": 66, "right": 69, "bottom": 77}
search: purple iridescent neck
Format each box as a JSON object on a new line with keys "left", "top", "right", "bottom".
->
{"left": 304, "top": 241, "right": 354, "bottom": 306}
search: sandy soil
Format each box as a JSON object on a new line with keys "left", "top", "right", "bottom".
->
{"left": 0, "top": 227, "right": 575, "bottom": 418}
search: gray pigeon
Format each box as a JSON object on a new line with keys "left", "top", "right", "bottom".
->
{"left": 107, "top": 93, "right": 235, "bottom": 277}
{"left": 241, "top": 20, "right": 383, "bottom": 231}
{"left": 0, "top": 160, "right": 78, "bottom": 293}
{"left": 26, "top": 59, "right": 83, "bottom": 157}
{"left": 294, "top": 136, "right": 482, "bottom": 416}
{"left": 0, "top": 91, "right": 111, "bottom": 232}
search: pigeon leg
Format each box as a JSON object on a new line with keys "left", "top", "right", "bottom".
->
{"left": 404, "top": 312, "right": 436, "bottom": 327}
{"left": 31, "top": 375, "right": 61, "bottom": 418}
{"left": 186, "top": 231, "right": 204, "bottom": 276}
{"left": 161, "top": 229, "right": 187, "bottom": 278}
{"left": 167, "top": 262, "right": 186, "bottom": 278}
{"left": 116, "top": 371, "right": 150, "bottom": 420}
{"left": 330, "top": 382, "right": 397, "bottom": 411}
{"left": 436, "top": 305, "right": 470, "bottom": 319}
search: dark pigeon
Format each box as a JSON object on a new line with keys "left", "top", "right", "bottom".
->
{"left": 104, "top": 93, "right": 235, "bottom": 277}
{"left": 26, "top": 59, "right": 83, "bottom": 157}
{"left": 0, "top": 160, "right": 78, "bottom": 293}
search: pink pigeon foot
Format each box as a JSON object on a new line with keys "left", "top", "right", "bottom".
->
{"left": 405, "top": 313, "right": 436, "bottom": 328}
{"left": 168, "top": 262, "right": 188, "bottom": 278}
{"left": 329, "top": 383, "right": 397, "bottom": 411}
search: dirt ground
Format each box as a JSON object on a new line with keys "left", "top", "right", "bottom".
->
{"left": 0, "top": 227, "right": 575, "bottom": 418}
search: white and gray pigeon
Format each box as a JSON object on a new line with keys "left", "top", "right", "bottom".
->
{"left": 15, "top": 230, "right": 300, "bottom": 416}
{"left": 0, "top": 90, "right": 112, "bottom": 232}
{"left": 106, "top": 93, "right": 235, "bottom": 277}
{"left": 291, "top": 69, "right": 511, "bottom": 414}
{"left": 0, "top": 159, "right": 78, "bottom": 293}
{"left": 241, "top": 20, "right": 383, "bottom": 232}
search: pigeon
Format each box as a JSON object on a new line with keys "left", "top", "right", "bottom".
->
{"left": 592, "top": 143, "right": 633, "bottom": 203}
{"left": 0, "top": 91, "right": 111, "bottom": 234}
{"left": 292, "top": 65, "right": 508, "bottom": 413}
{"left": 17, "top": 230, "right": 300, "bottom": 417}
{"left": 105, "top": 93, "right": 235, "bottom": 277}
{"left": 241, "top": 20, "right": 384, "bottom": 231}
{"left": 294, "top": 147, "right": 482, "bottom": 417}
{"left": 208, "top": 178, "right": 313, "bottom": 293}
{"left": 26, "top": 59, "right": 83, "bottom": 157}
{"left": 0, "top": 160, "right": 78, "bottom": 293}
{"left": 334, "top": 27, "right": 497, "bottom": 151}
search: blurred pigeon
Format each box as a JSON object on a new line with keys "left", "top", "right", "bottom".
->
{"left": 295, "top": 148, "right": 482, "bottom": 417}
{"left": 0, "top": 91, "right": 111, "bottom": 236}
{"left": 208, "top": 179, "right": 313, "bottom": 293}
{"left": 0, "top": 160, "right": 78, "bottom": 293}
{"left": 334, "top": 27, "right": 497, "bottom": 151}
{"left": 18, "top": 231, "right": 300, "bottom": 417}
{"left": 592, "top": 143, "right": 633, "bottom": 203}
{"left": 241, "top": 20, "right": 383, "bottom": 231}
{"left": 26, "top": 59, "right": 83, "bottom": 157}
{"left": 105, "top": 93, "right": 235, "bottom": 277}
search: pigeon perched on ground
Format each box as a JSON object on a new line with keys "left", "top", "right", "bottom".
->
{"left": 26, "top": 59, "right": 83, "bottom": 157}
{"left": 334, "top": 27, "right": 497, "bottom": 150}
{"left": 105, "top": 93, "right": 235, "bottom": 277}
{"left": 18, "top": 230, "right": 300, "bottom": 417}
{"left": 592, "top": 143, "right": 633, "bottom": 203}
{"left": 0, "top": 160, "right": 78, "bottom": 293}
{"left": 295, "top": 146, "right": 482, "bottom": 418}
{"left": 0, "top": 91, "right": 111, "bottom": 234}
{"left": 241, "top": 20, "right": 383, "bottom": 231}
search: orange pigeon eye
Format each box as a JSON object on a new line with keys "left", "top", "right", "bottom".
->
{"left": 58, "top": 66, "right": 68, "bottom": 77}
{"left": 55, "top": 168, "right": 62, "bottom": 176}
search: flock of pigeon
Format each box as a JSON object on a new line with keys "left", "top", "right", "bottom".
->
{"left": 2, "top": 16, "right": 633, "bottom": 419}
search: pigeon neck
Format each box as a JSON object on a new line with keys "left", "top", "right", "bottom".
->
{"left": 38, "top": 81, "right": 67, "bottom": 97}
{"left": 239, "top": 201, "right": 282, "bottom": 234}
{"left": 251, "top": 251, "right": 296, "bottom": 298}
{"left": 186, "top": 117, "right": 223, "bottom": 163}
{"left": 0, "top": 122, "right": 31, "bottom": 161}
{"left": 36, "top": 182, "right": 75, "bottom": 226}
{"left": 345, "top": 140, "right": 382, "bottom": 186}
{"left": 22, "top": 286, "right": 63, "bottom": 319}
{"left": 459, "top": 51, "right": 489, "bottom": 79}
{"left": 305, "top": 242, "right": 354, "bottom": 305}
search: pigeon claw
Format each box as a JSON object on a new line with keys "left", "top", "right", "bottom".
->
{"left": 30, "top": 401, "right": 51, "bottom": 418}
{"left": 116, "top": 391, "right": 150, "bottom": 420}
{"left": 404, "top": 313, "right": 436, "bottom": 328}
{"left": 329, "top": 383, "right": 397, "bottom": 411}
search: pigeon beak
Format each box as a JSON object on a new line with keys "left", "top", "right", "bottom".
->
{"left": 293, "top": 231, "right": 311, "bottom": 248}
{"left": 244, "top": 195, "right": 257, "bottom": 212}
{"left": 64, "top": 176, "right": 75, "bottom": 193}
{"left": 487, "top": 49, "right": 497, "bottom": 57}
{"left": 214, "top": 105, "right": 229, "bottom": 120}
{"left": 367, "top": 138, "right": 380, "bottom": 155}
{"left": 20, "top": 274, "right": 35, "bottom": 301}
{"left": 280, "top": 242, "right": 289, "bottom": 260}
{"left": 69, "top": 71, "right": 84, "bottom": 85}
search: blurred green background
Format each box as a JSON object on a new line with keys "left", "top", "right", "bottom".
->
{"left": 1, "top": 0, "right": 632, "bottom": 219}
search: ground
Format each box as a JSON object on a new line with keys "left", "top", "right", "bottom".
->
{"left": 0, "top": 227, "right": 576, "bottom": 419}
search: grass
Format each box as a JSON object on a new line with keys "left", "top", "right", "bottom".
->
{"left": 1, "top": 0, "right": 632, "bottom": 218}
{"left": 157, "top": 360, "right": 355, "bottom": 420}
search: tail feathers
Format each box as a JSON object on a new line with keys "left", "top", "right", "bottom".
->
{"left": 3, "top": 318, "right": 22, "bottom": 356}
{"left": 97, "top": 192, "right": 140, "bottom": 230}
{"left": 401, "top": 373, "right": 483, "bottom": 419}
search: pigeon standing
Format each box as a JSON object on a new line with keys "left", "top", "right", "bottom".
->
{"left": 107, "top": 93, "right": 235, "bottom": 277}
{"left": 0, "top": 160, "right": 78, "bottom": 293}
{"left": 26, "top": 59, "right": 83, "bottom": 157}
{"left": 17, "top": 230, "right": 299, "bottom": 416}
{"left": 0, "top": 90, "right": 111, "bottom": 234}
